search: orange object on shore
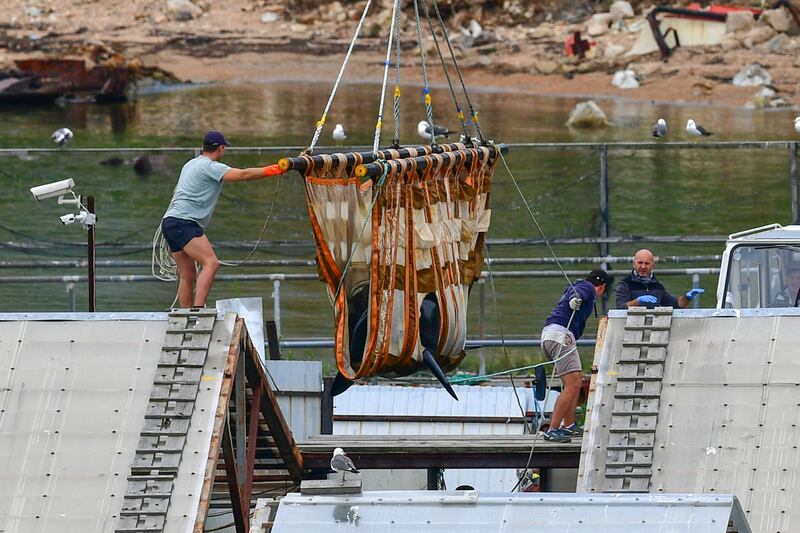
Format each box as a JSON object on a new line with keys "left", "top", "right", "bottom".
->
{"left": 564, "top": 31, "right": 594, "bottom": 58}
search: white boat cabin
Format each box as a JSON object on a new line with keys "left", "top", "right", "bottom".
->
{"left": 717, "top": 223, "right": 800, "bottom": 309}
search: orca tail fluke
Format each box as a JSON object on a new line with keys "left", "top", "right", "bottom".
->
{"left": 423, "top": 348, "right": 458, "bottom": 400}
{"left": 330, "top": 371, "right": 356, "bottom": 397}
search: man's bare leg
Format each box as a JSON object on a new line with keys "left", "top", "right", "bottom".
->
{"left": 181, "top": 235, "right": 219, "bottom": 307}
{"left": 171, "top": 250, "right": 197, "bottom": 308}
{"left": 550, "top": 371, "right": 582, "bottom": 429}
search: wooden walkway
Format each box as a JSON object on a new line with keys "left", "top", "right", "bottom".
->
{"left": 299, "top": 435, "right": 581, "bottom": 470}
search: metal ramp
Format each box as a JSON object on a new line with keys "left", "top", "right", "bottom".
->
{"left": 0, "top": 310, "right": 303, "bottom": 533}
{"left": 577, "top": 308, "right": 800, "bottom": 533}
{"left": 603, "top": 306, "right": 673, "bottom": 493}
{"left": 117, "top": 309, "right": 217, "bottom": 533}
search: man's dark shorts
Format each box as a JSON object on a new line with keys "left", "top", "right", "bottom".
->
{"left": 162, "top": 217, "right": 204, "bottom": 253}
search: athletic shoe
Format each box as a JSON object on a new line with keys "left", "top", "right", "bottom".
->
{"left": 562, "top": 423, "right": 583, "bottom": 437}
{"left": 542, "top": 428, "right": 571, "bottom": 443}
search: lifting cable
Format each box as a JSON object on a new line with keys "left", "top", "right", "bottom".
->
{"left": 391, "top": 2, "right": 403, "bottom": 149}
{"left": 429, "top": 0, "right": 486, "bottom": 144}
{"left": 421, "top": 0, "right": 471, "bottom": 142}
{"left": 373, "top": 0, "right": 402, "bottom": 152}
{"left": 496, "top": 147, "right": 578, "bottom": 297}
{"left": 306, "top": 0, "right": 374, "bottom": 155}
{"left": 411, "top": 0, "right": 438, "bottom": 147}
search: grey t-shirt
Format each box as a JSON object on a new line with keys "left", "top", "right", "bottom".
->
{"left": 163, "top": 155, "right": 231, "bottom": 228}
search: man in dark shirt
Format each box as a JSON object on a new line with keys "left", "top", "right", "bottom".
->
{"left": 616, "top": 249, "right": 704, "bottom": 309}
{"left": 541, "top": 269, "right": 609, "bottom": 443}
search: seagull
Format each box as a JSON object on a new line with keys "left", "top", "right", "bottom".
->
{"left": 333, "top": 123, "right": 347, "bottom": 145}
{"left": 417, "top": 120, "right": 453, "bottom": 141}
{"left": 686, "top": 119, "right": 713, "bottom": 137}
{"left": 794, "top": 116, "right": 800, "bottom": 134}
{"left": 51, "top": 127, "right": 73, "bottom": 147}
{"left": 652, "top": 118, "right": 667, "bottom": 138}
{"left": 330, "top": 447, "right": 359, "bottom": 480}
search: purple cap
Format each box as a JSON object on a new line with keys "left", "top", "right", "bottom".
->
{"left": 203, "top": 130, "right": 231, "bottom": 147}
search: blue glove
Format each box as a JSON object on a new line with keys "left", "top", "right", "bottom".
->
{"left": 637, "top": 295, "right": 658, "bottom": 305}
{"left": 685, "top": 288, "right": 705, "bottom": 300}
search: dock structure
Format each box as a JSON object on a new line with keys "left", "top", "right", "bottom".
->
{"left": 0, "top": 311, "right": 301, "bottom": 533}
{"left": 580, "top": 307, "right": 800, "bottom": 533}
{"left": 299, "top": 435, "right": 580, "bottom": 471}
{"left": 0, "top": 309, "right": 584, "bottom": 532}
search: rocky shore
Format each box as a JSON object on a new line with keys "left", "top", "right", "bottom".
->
{"left": 0, "top": 0, "right": 798, "bottom": 108}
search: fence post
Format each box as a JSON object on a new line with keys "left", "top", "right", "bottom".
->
{"left": 692, "top": 273, "right": 701, "bottom": 309}
{"left": 272, "top": 279, "right": 282, "bottom": 338}
{"left": 599, "top": 144, "right": 610, "bottom": 260}
{"left": 478, "top": 278, "right": 486, "bottom": 376}
{"left": 66, "top": 281, "right": 76, "bottom": 312}
{"left": 321, "top": 377, "right": 334, "bottom": 435}
{"left": 791, "top": 142, "right": 798, "bottom": 224}
{"left": 599, "top": 145, "right": 610, "bottom": 314}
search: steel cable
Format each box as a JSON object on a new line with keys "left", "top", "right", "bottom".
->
{"left": 306, "top": 0, "right": 374, "bottom": 154}
{"left": 373, "top": 0, "right": 401, "bottom": 152}
{"left": 421, "top": 0, "right": 471, "bottom": 141}
{"left": 411, "top": 0, "right": 437, "bottom": 147}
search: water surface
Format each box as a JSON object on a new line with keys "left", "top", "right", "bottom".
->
{"left": 1, "top": 81, "right": 796, "bottom": 372}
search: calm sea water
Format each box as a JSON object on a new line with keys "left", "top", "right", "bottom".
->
{"left": 1, "top": 81, "right": 798, "bottom": 372}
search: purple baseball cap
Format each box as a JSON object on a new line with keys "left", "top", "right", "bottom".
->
{"left": 203, "top": 130, "right": 231, "bottom": 147}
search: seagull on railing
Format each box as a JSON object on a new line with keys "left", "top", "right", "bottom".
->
{"left": 51, "top": 127, "right": 73, "bottom": 147}
{"left": 331, "top": 447, "right": 359, "bottom": 481}
{"left": 418, "top": 120, "right": 453, "bottom": 141}
{"left": 333, "top": 124, "right": 347, "bottom": 146}
{"left": 686, "top": 119, "right": 713, "bottom": 137}
{"left": 794, "top": 116, "right": 800, "bottom": 134}
{"left": 652, "top": 118, "right": 667, "bottom": 139}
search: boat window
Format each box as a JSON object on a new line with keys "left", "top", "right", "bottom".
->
{"left": 724, "top": 244, "right": 800, "bottom": 309}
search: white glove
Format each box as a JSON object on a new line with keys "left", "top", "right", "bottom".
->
{"left": 569, "top": 297, "right": 582, "bottom": 311}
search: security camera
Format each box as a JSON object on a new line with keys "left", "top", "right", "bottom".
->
{"left": 59, "top": 211, "right": 96, "bottom": 228}
{"left": 30, "top": 178, "right": 75, "bottom": 201}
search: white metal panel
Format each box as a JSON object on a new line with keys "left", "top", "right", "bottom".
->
{"left": 0, "top": 315, "right": 237, "bottom": 533}
{"left": 216, "top": 298, "right": 264, "bottom": 361}
{"left": 0, "top": 320, "right": 166, "bottom": 533}
{"left": 269, "top": 492, "right": 749, "bottom": 533}
{"left": 266, "top": 361, "right": 322, "bottom": 442}
{"left": 332, "top": 384, "right": 559, "bottom": 492}
{"left": 580, "top": 309, "right": 800, "bottom": 533}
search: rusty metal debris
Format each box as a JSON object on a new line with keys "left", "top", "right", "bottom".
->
{"left": 0, "top": 42, "right": 139, "bottom": 103}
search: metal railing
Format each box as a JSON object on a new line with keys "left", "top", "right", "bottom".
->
{"left": 0, "top": 267, "right": 718, "bottom": 342}
{"left": 8, "top": 140, "right": 791, "bottom": 366}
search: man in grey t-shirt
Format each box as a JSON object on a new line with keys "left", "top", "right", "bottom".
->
{"left": 161, "top": 131, "right": 281, "bottom": 308}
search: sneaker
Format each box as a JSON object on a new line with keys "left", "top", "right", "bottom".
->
{"left": 542, "top": 428, "right": 571, "bottom": 443}
{"left": 562, "top": 423, "right": 583, "bottom": 437}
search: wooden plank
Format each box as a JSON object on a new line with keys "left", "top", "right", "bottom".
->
{"left": 235, "top": 351, "right": 247, "bottom": 499}
{"left": 298, "top": 436, "right": 580, "bottom": 470}
{"left": 333, "top": 413, "right": 538, "bottom": 424}
{"left": 244, "top": 385, "right": 263, "bottom": 509}
{"left": 242, "top": 330, "right": 304, "bottom": 481}
{"left": 192, "top": 318, "right": 242, "bottom": 533}
{"left": 222, "top": 416, "right": 248, "bottom": 533}
{"left": 300, "top": 478, "right": 362, "bottom": 495}
{"left": 265, "top": 321, "right": 281, "bottom": 360}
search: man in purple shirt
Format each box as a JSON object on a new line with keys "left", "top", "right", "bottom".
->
{"left": 541, "top": 269, "right": 610, "bottom": 443}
